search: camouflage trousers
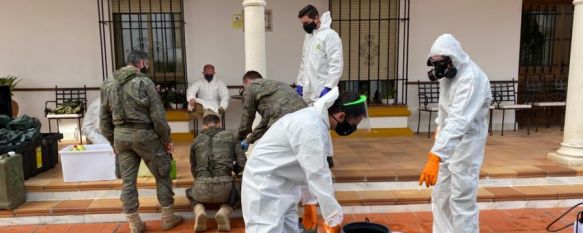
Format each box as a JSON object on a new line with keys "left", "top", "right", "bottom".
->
{"left": 185, "top": 176, "right": 240, "bottom": 208}
{"left": 115, "top": 138, "right": 174, "bottom": 214}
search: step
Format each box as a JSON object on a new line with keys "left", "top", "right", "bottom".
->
{"left": 331, "top": 106, "right": 414, "bottom": 138}
{"left": 24, "top": 176, "right": 583, "bottom": 201}
{"left": 166, "top": 110, "right": 195, "bottom": 142}
{"left": 4, "top": 184, "right": 583, "bottom": 225}
{"left": 166, "top": 110, "right": 192, "bottom": 122}
{"left": 26, "top": 165, "right": 583, "bottom": 193}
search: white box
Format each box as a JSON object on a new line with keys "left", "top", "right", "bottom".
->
{"left": 59, "top": 144, "right": 116, "bottom": 182}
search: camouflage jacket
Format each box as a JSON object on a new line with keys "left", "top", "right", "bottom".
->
{"left": 190, "top": 127, "right": 246, "bottom": 178}
{"left": 100, "top": 66, "right": 171, "bottom": 144}
{"left": 237, "top": 79, "right": 307, "bottom": 143}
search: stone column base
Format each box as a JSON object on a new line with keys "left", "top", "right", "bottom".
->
{"left": 548, "top": 152, "right": 583, "bottom": 167}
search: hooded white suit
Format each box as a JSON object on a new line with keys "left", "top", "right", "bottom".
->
{"left": 82, "top": 98, "right": 109, "bottom": 144}
{"left": 429, "top": 34, "right": 491, "bottom": 233}
{"left": 242, "top": 88, "right": 342, "bottom": 233}
{"left": 296, "top": 11, "right": 343, "bottom": 104}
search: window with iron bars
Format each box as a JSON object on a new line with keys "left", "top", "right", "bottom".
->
{"left": 98, "top": 0, "right": 188, "bottom": 109}
{"left": 519, "top": 3, "right": 573, "bottom": 80}
{"left": 330, "top": 0, "right": 410, "bottom": 105}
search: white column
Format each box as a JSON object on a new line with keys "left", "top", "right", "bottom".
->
{"left": 549, "top": 0, "right": 583, "bottom": 166}
{"left": 242, "top": 0, "right": 267, "bottom": 76}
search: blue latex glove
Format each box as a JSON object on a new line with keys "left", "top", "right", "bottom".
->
{"left": 319, "top": 87, "right": 332, "bottom": 97}
{"left": 296, "top": 85, "right": 303, "bottom": 96}
{"left": 240, "top": 140, "right": 249, "bottom": 152}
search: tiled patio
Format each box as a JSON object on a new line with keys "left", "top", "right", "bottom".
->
{"left": 0, "top": 207, "right": 578, "bottom": 233}
{"left": 24, "top": 127, "right": 579, "bottom": 191}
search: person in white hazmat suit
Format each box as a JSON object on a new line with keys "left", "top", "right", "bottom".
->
{"left": 82, "top": 98, "right": 109, "bottom": 144}
{"left": 242, "top": 88, "right": 367, "bottom": 233}
{"left": 418, "top": 34, "right": 491, "bottom": 233}
{"left": 186, "top": 64, "right": 230, "bottom": 115}
{"left": 295, "top": 5, "right": 343, "bottom": 105}
{"left": 82, "top": 98, "right": 121, "bottom": 178}
{"left": 295, "top": 5, "right": 343, "bottom": 230}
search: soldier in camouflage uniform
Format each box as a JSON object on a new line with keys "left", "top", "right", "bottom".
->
{"left": 186, "top": 114, "right": 246, "bottom": 232}
{"left": 237, "top": 71, "right": 307, "bottom": 148}
{"left": 100, "top": 50, "right": 182, "bottom": 233}
{"left": 238, "top": 71, "right": 337, "bottom": 233}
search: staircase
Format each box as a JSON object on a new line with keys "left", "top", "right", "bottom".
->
{"left": 166, "top": 110, "right": 194, "bottom": 142}
{"left": 1, "top": 124, "right": 577, "bottom": 227}
{"left": 2, "top": 164, "right": 583, "bottom": 226}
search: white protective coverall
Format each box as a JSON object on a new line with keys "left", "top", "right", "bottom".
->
{"left": 186, "top": 77, "right": 230, "bottom": 113}
{"left": 297, "top": 11, "right": 343, "bottom": 104}
{"left": 242, "top": 88, "right": 342, "bottom": 233}
{"left": 430, "top": 34, "right": 491, "bottom": 233}
{"left": 82, "top": 98, "right": 109, "bottom": 144}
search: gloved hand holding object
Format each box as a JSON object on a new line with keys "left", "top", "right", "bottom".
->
{"left": 320, "top": 87, "right": 332, "bottom": 97}
{"left": 419, "top": 152, "right": 440, "bottom": 188}
{"left": 240, "top": 140, "right": 249, "bottom": 152}
{"left": 323, "top": 223, "right": 342, "bottom": 233}
{"left": 296, "top": 85, "right": 304, "bottom": 96}
{"left": 326, "top": 156, "right": 334, "bottom": 169}
{"left": 302, "top": 204, "right": 318, "bottom": 231}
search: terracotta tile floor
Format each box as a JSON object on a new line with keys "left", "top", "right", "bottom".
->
{"left": 25, "top": 127, "right": 575, "bottom": 191}
{"left": 1, "top": 208, "right": 578, "bottom": 233}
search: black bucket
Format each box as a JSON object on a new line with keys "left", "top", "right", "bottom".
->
{"left": 342, "top": 218, "right": 391, "bottom": 233}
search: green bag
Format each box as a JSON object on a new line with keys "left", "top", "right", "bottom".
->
{"left": 0, "top": 115, "right": 12, "bottom": 129}
{"left": 170, "top": 160, "right": 177, "bottom": 180}
{"left": 137, "top": 159, "right": 177, "bottom": 180}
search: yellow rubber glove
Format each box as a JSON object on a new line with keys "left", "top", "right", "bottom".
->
{"left": 323, "top": 223, "right": 342, "bottom": 233}
{"left": 302, "top": 204, "right": 317, "bottom": 231}
{"left": 419, "top": 152, "right": 441, "bottom": 188}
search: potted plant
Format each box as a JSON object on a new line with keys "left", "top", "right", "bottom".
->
{"left": 0, "top": 75, "right": 21, "bottom": 116}
{"left": 385, "top": 88, "right": 395, "bottom": 105}
{"left": 166, "top": 88, "right": 186, "bottom": 110}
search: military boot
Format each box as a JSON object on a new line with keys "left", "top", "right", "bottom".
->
{"left": 193, "top": 204, "right": 207, "bottom": 232}
{"left": 126, "top": 212, "right": 146, "bottom": 233}
{"left": 160, "top": 206, "right": 183, "bottom": 230}
{"left": 215, "top": 204, "right": 233, "bottom": 232}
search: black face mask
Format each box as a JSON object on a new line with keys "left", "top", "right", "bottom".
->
{"left": 427, "top": 57, "right": 457, "bottom": 82}
{"left": 204, "top": 74, "right": 214, "bottom": 82}
{"left": 332, "top": 115, "right": 357, "bottom": 136}
{"left": 140, "top": 66, "right": 149, "bottom": 74}
{"left": 303, "top": 21, "right": 318, "bottom": 34}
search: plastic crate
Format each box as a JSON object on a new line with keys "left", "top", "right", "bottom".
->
{"left": 38, "top": 133, "right": 63, "bottom": 172}
{"left": 0, "top": 140, "right": 41, "bottom": 180}
{"left": 59, "top": 144, "right": 116, "bottom": 182}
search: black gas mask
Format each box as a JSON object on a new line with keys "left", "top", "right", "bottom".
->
{"left": 427, "top": 56, "right": 457, "bottom": 82}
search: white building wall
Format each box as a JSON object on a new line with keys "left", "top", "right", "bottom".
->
{"left": 0, "top": 0, "right": 523, "bottom": 138}
{"left": 407, "top": 0, "right": 523, "bottom": 132}
{"left": 0, "top": 0, "right": 102, "bottom": 138}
